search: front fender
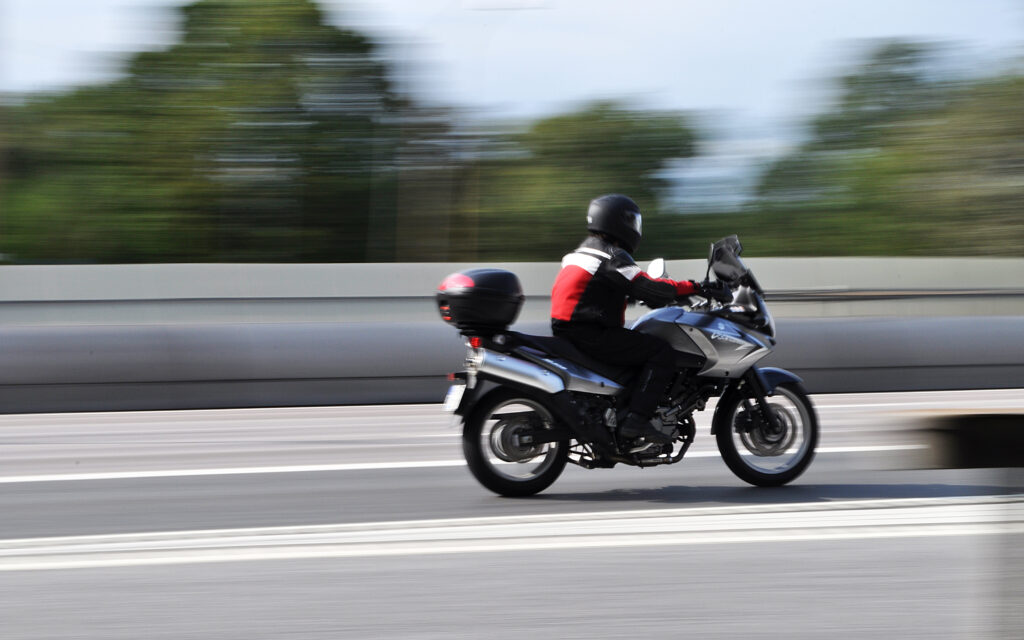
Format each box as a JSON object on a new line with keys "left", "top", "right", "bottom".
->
{"left": 711, "top": 366, "right": 803, "bottom": 435}
{"left": 754, "top": 367, "right": 803, "bottom": 395}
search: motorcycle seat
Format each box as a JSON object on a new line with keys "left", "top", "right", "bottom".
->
{"left": 507, "top": 332, "right": 637, "bottom": 385}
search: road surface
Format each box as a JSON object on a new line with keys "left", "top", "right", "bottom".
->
{"left": 0, "top": 390, "right": 1021, "bottom": 638}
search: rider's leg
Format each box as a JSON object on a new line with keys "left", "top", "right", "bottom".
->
{"left": 556, "top": 325, "right": 675, "bottom": 443}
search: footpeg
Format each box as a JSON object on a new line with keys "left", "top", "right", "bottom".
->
{"left": 618, "top": 412, "right": 673, "bottom": 445}
{"left": 629, "top": 441, "right": 659, "bottom": 454}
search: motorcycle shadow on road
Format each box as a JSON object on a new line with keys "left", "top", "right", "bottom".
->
{"left": 534, "top": 482, "right": 1016, "bottom": 506}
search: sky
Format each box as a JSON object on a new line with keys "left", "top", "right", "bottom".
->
{"left": 2, "top": 0, "right": 1023, "bottom": 205}
{"left": 4, "top": 1, "right": 1021, "bottom": 116}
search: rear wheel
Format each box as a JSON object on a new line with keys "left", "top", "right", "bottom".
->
{"left": 462, "top": 388, "right": 569, "bottom": 497}
{"left": 715, "top": 382, "right": 818, "bottom": 487}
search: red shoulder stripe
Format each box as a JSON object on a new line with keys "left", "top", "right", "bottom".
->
{"left": 551, "top": 265, "right": 593, "bottom": 321}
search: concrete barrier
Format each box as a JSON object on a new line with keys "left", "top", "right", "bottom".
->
{"left": 1, "top": 314, "right": 1022, "bottom": 413}
{"left": 1, "top": 259, "right": 1023, "bottom": 413}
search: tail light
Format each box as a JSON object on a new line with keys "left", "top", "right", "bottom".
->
{"left": 439, "top": 273, "right": 475, "bottom": 291}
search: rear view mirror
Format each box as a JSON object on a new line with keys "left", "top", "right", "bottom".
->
{"left": 647, "top": 258, "right": 667, "bottom": 279}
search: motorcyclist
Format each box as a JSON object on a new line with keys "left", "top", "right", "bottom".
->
{"left": 551, "top": 194, "right": 732, "bottom": 445}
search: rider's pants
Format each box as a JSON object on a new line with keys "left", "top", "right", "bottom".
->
{"left": 554, "top": 324, "right": 676, "bottom": 419}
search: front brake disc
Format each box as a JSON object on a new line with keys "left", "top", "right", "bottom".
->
{"left": 739, "top": 405, "right": 796, "bottom": 456}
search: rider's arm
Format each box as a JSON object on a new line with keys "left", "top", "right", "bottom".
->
{"left": 614, "top": 262, "right": 698, "bottom": 308}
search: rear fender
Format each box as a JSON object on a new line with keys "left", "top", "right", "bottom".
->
{"left": 456, "top": 374, "right": 575, "bottom": 425}
{"left": 451, "top": 377, "right": 495, "bottom": 418}
{"left": 458, "top": 376, "right": 611, "bottom": 449}
{"left": 455, "top": 375, "right": 548, "bottom": 418}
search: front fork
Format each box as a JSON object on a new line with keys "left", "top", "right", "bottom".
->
{"left": 737, "top": 368, "right": 783, "bottom": 435}
{"left": 711, "top": 368, "right": 783, "bottom": 435}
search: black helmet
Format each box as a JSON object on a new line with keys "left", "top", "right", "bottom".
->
{"left": 586, "top": 194, "right": 642, "bottom": 254}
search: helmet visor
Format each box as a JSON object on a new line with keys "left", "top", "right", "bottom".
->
{"left": 630, "top": 212, "right": 642, "bottom": 236}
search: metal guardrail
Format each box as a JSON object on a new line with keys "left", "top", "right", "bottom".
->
{"left": 768, "top": 289, "right": 1024, "bottom": 301}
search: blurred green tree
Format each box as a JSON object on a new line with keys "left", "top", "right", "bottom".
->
{"left": 751, "top": 40, "right": 1024, "bottom": 256}
{"left": 4, "top": 20, "right": 1023, "bottom": 262}
{"left": 0, "top": 0, "right": 431, "bottom": 262}
{"left": 452, "top": 103, "right": 697, "bottom": 261}
{"left": 0, "top": 1, "right": 696, "bottom": 263}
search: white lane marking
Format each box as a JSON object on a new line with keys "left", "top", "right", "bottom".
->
{"left": 0, "top": 445, "right": 926, "bottom": 484}
{"left": 1, "top": 495, "right": 1020, "bottom": 571}
{"left": 819, "top": 402, "right": 1024, "bottom": 410}
{"left": 0, "top": 460, "right": 467, "bottom": 484}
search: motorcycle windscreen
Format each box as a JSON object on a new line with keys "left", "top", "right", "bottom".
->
{"left": 710, "top": 236, "right": 748, "bottom": 283}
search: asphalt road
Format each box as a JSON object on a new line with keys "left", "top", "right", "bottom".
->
{"left": 1, "top": 390, "right": 1022, "bottom": 639}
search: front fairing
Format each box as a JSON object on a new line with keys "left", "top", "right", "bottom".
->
{"left": 716, "top": 290, "right": 775, "bottom": 341}
{"left": 632, "top": 305, "right": 775, "bottom": 378}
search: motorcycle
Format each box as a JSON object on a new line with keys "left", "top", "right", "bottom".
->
{"left": 436, "top": 235, "right": 818, "bottom": 496}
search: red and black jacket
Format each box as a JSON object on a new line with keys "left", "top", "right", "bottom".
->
{"left": 551, "top": 236, "right": 698, "bottom": 331}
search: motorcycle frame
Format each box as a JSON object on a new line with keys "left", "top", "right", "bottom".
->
{"left": 451, "top": 337, "right": 802, "bottom": 465}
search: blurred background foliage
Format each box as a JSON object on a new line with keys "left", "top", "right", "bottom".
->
{"left": 1, "top": 0, "right": 1022, "bottom": 263}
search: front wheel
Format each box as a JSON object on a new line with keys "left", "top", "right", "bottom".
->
{"left": 462, "top": 388, "right": 569, "bottom": 497}
{"left": 715, "top": 382, "right": 818, "bottom": 487}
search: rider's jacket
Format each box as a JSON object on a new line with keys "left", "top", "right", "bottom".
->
{"left": 551, "top": 236, "right": 699, "bottom": 330}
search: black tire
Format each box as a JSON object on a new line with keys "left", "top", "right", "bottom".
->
{"left": 714, "top": 382, "right": 818, "bottom": 487}
{"left": 462, "top": 388, "right": 569, "bottom": 497}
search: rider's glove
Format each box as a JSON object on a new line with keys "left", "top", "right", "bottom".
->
{"left": 697, "top": 279, "right": 734, "bottom": 303}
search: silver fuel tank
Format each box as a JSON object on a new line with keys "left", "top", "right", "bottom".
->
{"left": 631, "top": 307, "right": 773, "bottom": 379}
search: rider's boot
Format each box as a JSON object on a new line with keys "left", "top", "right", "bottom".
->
{"left": 618, "top": 412, "right": 672, "bottom": 445}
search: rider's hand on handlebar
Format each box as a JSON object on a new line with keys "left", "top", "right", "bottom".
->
{"left": 697, "top": 279, "right": 734, "bottom": 303}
